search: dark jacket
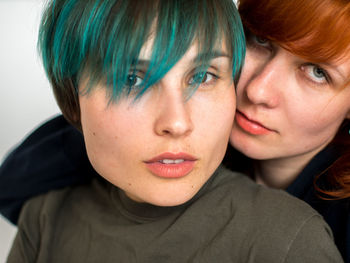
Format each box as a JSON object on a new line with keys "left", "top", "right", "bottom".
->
{"left": 286, "top": 146, "right": 350, "bottom": 263}
{"left": 0, "top": 115, "right": 93, "bottom": 224}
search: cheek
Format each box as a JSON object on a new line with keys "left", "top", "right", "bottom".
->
{"left": 195, "top": 88, "right": 236, "bottom": 149}
{"left": 80, "top": 106, "right": 114, "bottom": 170}
{"left": 286, "top": 100, "right": 345, "bottom": 139}
{"left": 79, "top": 95, "right": 132, "bottom": 173}
{"left": 236, "top": 52, "right": 257, "bottom": 92}
{"left": 220, "top": 89, "right": 236, "bottom": 133}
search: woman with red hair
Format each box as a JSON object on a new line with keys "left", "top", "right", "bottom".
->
{"left": 226, "top": 0, "right": 350, "bottom": 260}
{"left": 1, "top": 0, "right": 350, "bottom": 261}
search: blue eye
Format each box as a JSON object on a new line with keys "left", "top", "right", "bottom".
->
{"left": 189, "top": 72, "right": 216, "bottom": 86}
{"left": 302, "top": 64, "right": 330, "bottom": 85}
{"left": 313, "top": 67, "right": 326, "bottom": 79}
{"left": 126, "top": 74, "right": 143, "bottom": 87}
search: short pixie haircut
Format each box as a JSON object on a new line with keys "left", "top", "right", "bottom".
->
{"left": 39, "top": 0, "right": 245, "bottom": 129}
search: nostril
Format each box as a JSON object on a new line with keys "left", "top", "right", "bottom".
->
{"left": 161, "top": 129, "right": 171, "bottom": 135}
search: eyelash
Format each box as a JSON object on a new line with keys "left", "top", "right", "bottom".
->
{"left": 126, "top": 70, "right": 219, "bottom": 89}
{"left": 188, "top": 71, "right": 219, "bottom": 88}
{"left": 300, "top": 63, "right": 331, "bottom": 85}
{"left": 126, "top": 74, "right": 143, "bottom": 87}
{"left": 246, "top": 32, "right": 273, "bottom": 53}
{"left": 125, "top": 70, "right": 146, "bottom": 89}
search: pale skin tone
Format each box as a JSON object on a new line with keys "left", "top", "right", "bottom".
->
{"left": 79, "top": 41, "right": 235, "bottom": 206}
{"left": 230, "top": 32, "right": 350, "bottom": 189}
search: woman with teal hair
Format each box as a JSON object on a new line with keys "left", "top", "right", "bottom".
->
{"left": 38, "top": 0, "right": 244, "bottom": 130}
{"left": 5, "top": 0, "right": 342, "bottom": 262}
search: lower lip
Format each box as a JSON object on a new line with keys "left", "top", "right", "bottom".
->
{"left": 235, "top": 111, "right": 272, "bottom": 135}
{"left": 145, "top": 161, "right": 195, "bottom": 178}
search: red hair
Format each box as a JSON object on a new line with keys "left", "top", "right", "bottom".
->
{"left": 238, "top": 0, "right": 350, "bottom": 199}
{"left": 316, "top": 120, "right": 350, "bottom": 199}
{"left": 238, "top": 0, "right": 350, "bottom": 63}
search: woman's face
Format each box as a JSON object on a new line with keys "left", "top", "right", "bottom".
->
{"left": 79, "top": 42, "right": 235, "bottom": 206}
{"left": 230, "top": 32, "right": 350, "bottom": 161}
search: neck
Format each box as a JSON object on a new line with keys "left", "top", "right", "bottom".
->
{"left": 254, "top": 149, "right": 323, "bottom": 189}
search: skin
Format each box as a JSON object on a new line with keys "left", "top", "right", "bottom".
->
{"left": 230, "top": 32, "right": 350, "bottom": 189}
{"left": 79, "top": 42, "right": 235, "bottom": 206}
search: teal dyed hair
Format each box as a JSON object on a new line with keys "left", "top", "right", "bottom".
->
{"left": 38, "top": 0, "right": 245, "bottom": 128}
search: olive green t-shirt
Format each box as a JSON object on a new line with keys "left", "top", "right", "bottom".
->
{"left": 7, "top": 166, "right": 343, "bottom": 262}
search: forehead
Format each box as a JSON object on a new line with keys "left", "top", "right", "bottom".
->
{"left": 138, "top": 36, "right": 155, "bottom": 60}
{"left": 138, "top": 36, "right": 229, "bottom": 61}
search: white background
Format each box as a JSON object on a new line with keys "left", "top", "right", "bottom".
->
{"left": 0, "top": 0, "right": 59, "bottom": 261}
{"left": 0, "top": 0, "right": 238, "bottom": 261}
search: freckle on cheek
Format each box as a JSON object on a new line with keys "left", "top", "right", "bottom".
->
{"left": 128, "top": 183, "right": 132, "bottom": 186}
{"left": 93, "top": 132, "right": 96, "bottom": 136}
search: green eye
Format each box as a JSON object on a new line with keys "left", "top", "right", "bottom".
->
{"left": 189, "top": 72, "right": 215, "bottom": 85}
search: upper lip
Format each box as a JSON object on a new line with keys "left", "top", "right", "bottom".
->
{"left": 237, "top": 110, "right": 274, "bottom": 131}
{"left": 145, "top": 152, "right": 198, "bottom": 163}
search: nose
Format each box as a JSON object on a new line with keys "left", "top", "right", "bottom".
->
{"left": 154, "top": 87, "right": 193, "bottom": 137}
{"left": 242, "top": 55, "right": 283, "bottom": 108}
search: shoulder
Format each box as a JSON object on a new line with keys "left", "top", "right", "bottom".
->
{"left": 18, "top": 178, "right": 108, "bottom": 228}
{"left": 203, "top": 166, "right": 324, "bottom": 236}
{"left": 207, "top": 166, "right": 342, "bottom": 262}
{"left": 9, "top": 180, "right": 108, "bottom": 262}
{"left": 18, "top": 185, "right": 77, "bottom": 229}
{"left": 11, "top": 185, "right": 80, "bottom": 261}
{"left": 214, "top": 165, "right": 319, "bottom": 216}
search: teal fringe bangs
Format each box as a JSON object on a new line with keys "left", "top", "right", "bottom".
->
{"left": 38, "top": 0, "right": 245, "bottom": 101}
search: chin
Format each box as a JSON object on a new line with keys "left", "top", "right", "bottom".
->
{"left": 143, "top": 187, "right": 200, "bottom": 207}
{"left": 152, "top": 193, "right": 198, "bottom": 207}
{"left": 230, "top": 137, "right": 269, "bottom": 160}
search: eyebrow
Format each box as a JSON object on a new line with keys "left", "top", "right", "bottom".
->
{"left": 133, "top": 51, "right": 231, "bottom": 68}
{"left": 131, "top": 60, "right": 150, "bottom": 69}
{"left": 192, "top": 51, "right": 231, "bottom": 63}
